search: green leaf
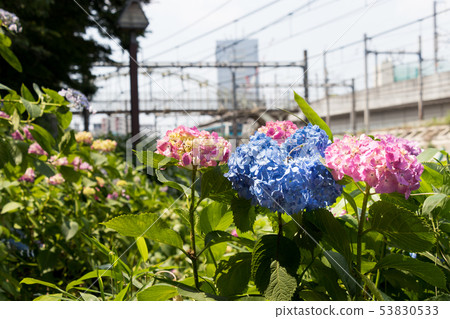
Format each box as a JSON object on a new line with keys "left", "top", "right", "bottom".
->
{"left": 80, "top": 293, "right": 99, "bottom": 301}
{"left": 305, "top": 208, "right": 352, "bottom": 262}
{"left": 231, "top": 197, "right": 256, "bottom": 233}
{"left": 0, "top": 45, "right": 22, "bottom": 72}
{"left": 264, "top": 260, "right": 297, "bottom": 301}
{"left": 251, "top": 235, "right": 300, "bottom": 295}
{"left": 373, "top": 254, "right": 446, "bottom": 288}
{"left": 215, "top": 252, "right": 252, "bottom": 296}
{"left": 417, "top": 148, "right": 439, "bottom": 162}
{"left": 0, "top": 83, "right": 15, "bottom": 93}
{"left": 66, "top": 270, "right": 113, "bottom": 292}
{"left": 324, "top": 251, "right": 358, "bottom": 296}
{"left": 58, "top": 130, "right": 75, "bottom": 155}
{"left": 20, "top": 278, "right": 65, "bottom": 294}
{"left": 137, "top": 285, "right": 178, "bottom": 301}
{"left": 59, "top": 166, "right": 81, "bottom": 183}
{"left": 369, "top": 201, "right": 435, "bottom": 252}
{"left": 380, "top": 193, "right": 420, "bottom": 213}
{"left": 42, "top": 88, "right": 66, "bottom": 104}
{"left": 155, "top": 169, "right": 191, "bottom": 197}
{"left": 34, "top": 159, "right": 56, "bottom": 177}
{"left": 61, "top": 220, "right": 79, "bottom": 241}
{"left": 102, "top": 213, "right": 184, "bottom": 250}
{"left": 136, "top": 151, "right": 178, "bottom": 168}
{"left": 114, "top": 283, "right": 131, "bottom": 301}
{"left": 21, "top": 84, "right": 35, "bottom": 102}
{"left": 1, "top": 201, "right": 23, "bottom": 214}
{"left": 294, "top": 91, "right": 332, "bottom": 141}
{"left": 21, "top": 97, "right": 43, "bottom": 119}
{"left": 201, "top": 230, "right": 255, "bottom": 255}
{"left": 56, "top": 108, "right": 72, "bottom": 129}
{"left": 422, "top": 194, "right": 449, "bottom": 218}
{"left": 343, "top": 190, "right": 358, "bottom": 214}
{"left": 200, "top": 165, "right": 234, "bottom": 202}
{"left": 136, "top": 237, "right": 149, "bottom": 262}
{"left": 29, "top": 123, "right": 55, "bottom": 155}
{"left": 199, "top": 202, "right": 233, "bottom": 234}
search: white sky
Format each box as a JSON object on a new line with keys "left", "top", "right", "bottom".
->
{"left": 73, "top": 0, "right": 450, "bottom": 133}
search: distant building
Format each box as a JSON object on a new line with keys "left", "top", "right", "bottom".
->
{"left": 216, "top": 39, "right": 260, "bottom": 110}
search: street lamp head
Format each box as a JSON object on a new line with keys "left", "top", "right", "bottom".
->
{"left": 118, "top": 0, "right": 149, "bottom": 31}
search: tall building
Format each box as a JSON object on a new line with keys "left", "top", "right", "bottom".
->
{"left": 216, "top": 39, "right": 260, "bottom": 110}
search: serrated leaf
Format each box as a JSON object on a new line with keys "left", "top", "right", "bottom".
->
{"left": 373, "top": 254, "right": 446, "bottom": 288}
{"left": 200, "top": 165, "right": 234, "bottom": 202}
{"left": 199, "top": 202, "right": 233, "bottom": 234}
{"left": 137, "top": 285, "right": 178, "bottom": 301}
{"left": 294, "top": 91, "right": 332, "bottom": 141}
{"left": 422, "top": 194, "right": 449, "bottom": 218}
{"left": 231, "top": 196, "right": 256, "bottom": 233}
{"left": 264, "top": 260, "right": 297, "bottom": 301}
{"left": 324, "top": 251, "right": 358, "bottom": 297}
{"left": 251, "top": 235, "right": 300, "bottom": 295}
{"left": 369, "top": 201, "right": 435, "bottom": 252}
{"left": 216, "top": 252, "right": 252, "bottom": 296}
{"left": 136, "top": 151, "right": 178, "bottom": 168}
{"left": 21, "top": 97, "right": 42, "bottom": 119}
{"left": 102, "top": 213, "right": 184, "bottom": 250}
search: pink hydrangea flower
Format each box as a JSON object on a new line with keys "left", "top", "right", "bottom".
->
{"left": 12, "top": 130, "right": 24, "bottom": 140}
{"left": 49, "top": 155, "right": 68, "bottom": 166}
{"left": 258, "top": 120, "right": 298, "bottom": 144}
{"left": 47, "top": 173, "right": 65, "bottom": 185}
{"left": 231, "top": 229, "right": 238, "bottom": 237}
{"left": 0, "top": 111, "right": 10, "bottom": 119}
{"left": 325, "top": 134, "right": 424, "bottom": 198}
{"left": 28, "top": 142, "right": 48, "bottom": 156}
{"left": 156, "top": 125, "right": 231, "bottom": 168}
{"left": 72, "top": 156, "right": 93, "bottom": 171}
{"left": 19, "top": 168, "right": 35, "bottom": 183}
{"left": 107, "top": 191, "right": 119, "bottom": 200}
{"left": 23, "top": 125, "right": 34, "bottom": 140}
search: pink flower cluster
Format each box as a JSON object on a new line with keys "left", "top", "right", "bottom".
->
{"left": 19, "top": 168, "right": 35, "bottom": 183}
{"left": 72, "top": 156, "right": 93, "bottom": 171}
{"left": 156, "top": 125, "right": 231, "bottom": 168}
{"left": 0, "top": 111, "right": 10, "bottom": 119}
{"left": 257, "top": 120, "right": 298, "bottom": 144}
{"left": 47, "top": 173, "right": 65, "bottom": 185}
{"left": 28, "top": 142, "right": 48, "bottom": 156}
{"left": 12, "top": 125, "right": 34, "bottom": 141}
{"left": 325, "top": 134, "right": 424, "bottom": 198}
{"left": 49, "top": 155, "right": 68, "bottom": 166}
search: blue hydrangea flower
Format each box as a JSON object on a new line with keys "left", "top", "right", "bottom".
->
{"left": 225, "top": 124, "right": 342, "bottom": 214}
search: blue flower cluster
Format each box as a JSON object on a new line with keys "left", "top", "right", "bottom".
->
{"left": 225, "top": 124, "right": 342, "bottom": 214}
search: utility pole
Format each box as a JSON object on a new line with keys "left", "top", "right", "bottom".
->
{"left": 364, "top": 33, "right": 370, "bottom": 134}
{"left": 303, "top": 50, "right": 309, "bottom": 102}
{"left": 374, "top": 52, "right": 378, "bottom": 87}
{"left": 434, "top": 0, "right": 438, "bottom": 73}
{"left": 231, "top": 69, "right": 238, "bottom": 138}
{"left": 350, "top": 78, "right": 356, "bottom": 135}
{"left": 82, "top": 107, "right": 89, "bottom": 131}
{"left": 418, "top": 35, "right": 424, "bottom": 120}
{"left": 323, "top": 51, "right": 330, "bottom": 126}
{"left": 129, "top": 31, "right": 140, "bottom": 137}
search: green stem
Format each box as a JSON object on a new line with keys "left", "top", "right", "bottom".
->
{"left": 189, "top": 166, "right": 199, "bottom": 290}
{"left": 375, "top": 237, "right": 386, "bottom": 289}
{"left": 356, "top": 185, "right": 371, "bottom": 275}
{"left": 277, "top": 211, "right": 282, "bottom": 260}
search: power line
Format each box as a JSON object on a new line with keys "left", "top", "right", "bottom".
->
{"left": 141, "top": 0, "right": 232, "bottom": 51}
{"left": 142, "top": 0, "right": 283, "bottom": 61}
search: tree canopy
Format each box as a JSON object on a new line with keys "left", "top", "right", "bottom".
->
{"left": 0, "top": 0, "right": 150, "bottom": 97}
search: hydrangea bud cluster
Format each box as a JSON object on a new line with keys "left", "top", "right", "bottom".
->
{"left": 0, "top": 9, "right": 22, "bottom": 33}
{"left": 156, "top": 125, "right": 231, "bottom": 168}
{"left": 75, "top": 131, "right": 93, "bottom": 145}
{"left": 226, "top": 123, "right": 342, "bottom": 214}
{"left": 325, "top": 134, "right": 424, "bottom": 198}
{"left": 58, "top": 88, "right": 90, "bottom": 110}
{"left": 91, "top": 139, "right": 117, "bottom": 152}
{"left": 257, "top": 120, "right": 298, "bottom": 144}
{"left": 19, "top": 168, "right": 35, "bottom": 183}
{"left": 72, "top": 157, "right": 93, "bottom": 171}
{"left": 28, "top": 142, "right": 48, "bottom": 156}
{"left": 47, "top": 173, "right": 65, "bottom": 185}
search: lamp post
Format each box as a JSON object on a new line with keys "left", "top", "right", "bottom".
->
{"left": 118, "top": 0, "right": 149, "bottom": 138}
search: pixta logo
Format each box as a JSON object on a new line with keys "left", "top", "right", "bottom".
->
{"left": 125, "top": 129, "right": 159, "bottom": 176}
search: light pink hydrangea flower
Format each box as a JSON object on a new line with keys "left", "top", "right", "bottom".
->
{"left": 47, "top": 173, "right": 65, "bottom": 185}
{"left": 19, "top": 168, "right": 35, "bottom": 183}
{"left": 28, "top": 142, "right": 48, "bottom": 156}
{"left": 72, "top": 156, "right": 93, "bottom": 171}
{"left": 156, "top": 125, "right": 231, "bottom": 168}
{"left": 91, "top": 139, "right": 117, "bottom": 152}
{"left": 257, "top": 120, "right": 298, "bottom": 144}
{"left": 23, "top": 125, "right": 34, "bottom": 140}
{"left": 49, "top": 155, "right": 68, "bottom": 166}
{"left": 325, "top": 134, "right": 423, "bottom": 198}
